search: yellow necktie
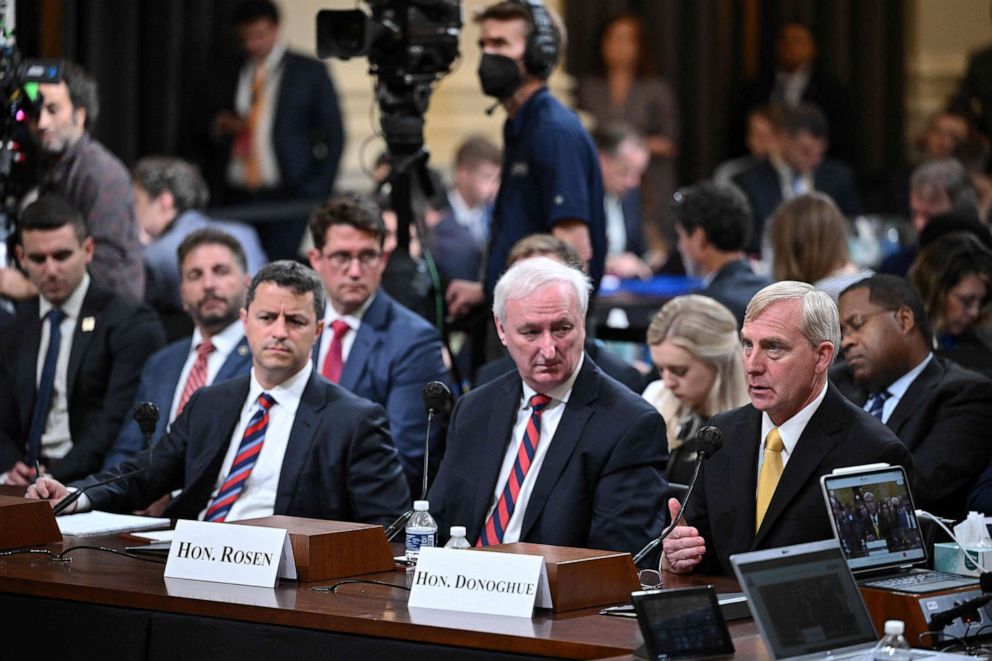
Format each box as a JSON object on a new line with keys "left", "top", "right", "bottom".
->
{"left": 244, "top": 65, "right": 266, "bottom": 189}
{"left": 755, "top": 427, "right": 784, "bottom": 532}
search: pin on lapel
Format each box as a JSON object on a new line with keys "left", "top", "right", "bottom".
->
{"left": 81, "top": 317, "right": 95, "bottom": 332}
{"left": 238, "top": 345, "right": 249, "bottom": 356}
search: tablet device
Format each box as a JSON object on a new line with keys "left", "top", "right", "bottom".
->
{"left": 632, "top": 586, "right": 735, "bottom": 660}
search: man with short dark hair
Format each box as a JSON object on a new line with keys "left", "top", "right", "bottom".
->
{"left": 102, "top": 229, "right": 256, "bottom": 470}
{"left": 28, "top": 261, "right": 410, "bottom": 524}
{"left": 307, "top": 193, "right": 449, "bottom": 495}
{"left": 673, "top": 182, "right": 771, "bottom": 327}
{"left": 0, "top": 195, "right": 165, "bottom": 485}
{"left": 832, "top": 274, "right": 992, "bottom": 519}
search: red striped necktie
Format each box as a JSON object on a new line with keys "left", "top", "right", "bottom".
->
{"left": 204, "top": 392, "right": 275, "bottom": 522}
{"left": 177, "top": 339, "right": 215, "bottom": 415}
{"left": 477, "top": 393, "right": 552, "bottom": 546}
{"left": 321, "top": 319, "right": 350, "bottom": 384}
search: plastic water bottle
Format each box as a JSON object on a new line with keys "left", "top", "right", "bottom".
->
{"left": 404, "top": 500, "right": 437, "bottom": 563}
{"left": 444, "top": 526, "right": 471, "bottom": 549}
{"left": 872, "top": 620, "right": 912, "bottom": 660}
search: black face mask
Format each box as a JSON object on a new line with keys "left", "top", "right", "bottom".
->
{"left": 478, "top": 53, "right": 522, "bottom": 100}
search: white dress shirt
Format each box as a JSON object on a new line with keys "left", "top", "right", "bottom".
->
{"left": 316, "top": 293, "right": 375, "bottom": 368}
{"left": 227, "top": 42, "right": 287, "bottom": 189}
{"left": 864, "top": 353, "right": 933, "bottom": 424}
{"left": 604, "top": 193, "right": 628, "bottom": 257}
{"left": 757, "top": 381, "right": 829, "bottom": 479}
{"left": 168, "top": 321, "right": 248, "bottom": 424}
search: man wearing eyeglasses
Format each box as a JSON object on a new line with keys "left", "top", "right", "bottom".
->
{"left": 832, "top": 274, "right": 992, "bottom": 520}
{"left": 307, "top": 193, "right": 449, "bottom": 496}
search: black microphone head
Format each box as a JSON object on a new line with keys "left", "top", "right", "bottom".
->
{"left": 695, "top": 426, "right": 723, "bottom": 459}
{"left": 422, "top": 381, "right": 453, "bottom": 415}
{"left": 133, "top": 402, "right": 160, "bottom": 437}
{"left": 980, "top": 570, "right": 992, "bottom": 593}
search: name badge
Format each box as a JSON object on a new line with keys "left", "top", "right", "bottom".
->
{"left": 408, "top": 547, "right": 550, "bottom": 617}
{"left": 164, "top": 520, "right": 297, "bottom": 588}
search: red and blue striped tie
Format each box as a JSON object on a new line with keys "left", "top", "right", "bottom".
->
{"left": 477, "top": 393, "right": 552, "bottom": 546}
{"left": 204, "top": 393, "right": 275, "bottom": 522}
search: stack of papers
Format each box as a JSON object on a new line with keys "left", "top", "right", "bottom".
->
{"left": 57, "top": 510, "right": 170, "bottom": 537}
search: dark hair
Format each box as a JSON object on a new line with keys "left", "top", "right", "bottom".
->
{"left": 590, "top": 12, "right": 654, "bottom": 78}
{"left": 60, "top": 61, "right": 99, "bottom": 128}
{"left": 18, "top": 194, "right": 87, "bottom": 243}
{"left": 246, "top": 260, "right": 324, "bottom": 319}
{"left": 782, "top": 103, "right": 829, "bottom": 141}
{"left": 672, "top": 182, "right": 752, "bottom": 252}
{"left": 507, "top": 233, "right": 584, "bottom": 271}
{"left": 454, "top": 134, "right": 501, "bottom": 170}
{"left": 474, "top": 1, "right": 562, "bottom": 80}
{"left": 592, "top": 120, "right": 645, "bottom": 156}
{"left": 309, "top": 192, "right": 386, "bottom": 250}
{"left": 919, "top": 211, "right": 992, "bottom": 251}
{"left": 133, "top": 156, "right": 210, "bottom": 213}
{"left": 232, "top": 0, "right": 279, "bottom": 26}
{"left": 909, "top": 232, "right": 992, "bottom": 336}
{"left": 177, "top": 228, "right": 249, "bottom": 275}
{"left": 840, "top": 274, "right": 932, "bottom": 347}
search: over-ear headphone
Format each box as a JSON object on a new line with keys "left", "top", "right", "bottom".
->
{"left": 516, "top": 0, "right": 560, "bottom": 78}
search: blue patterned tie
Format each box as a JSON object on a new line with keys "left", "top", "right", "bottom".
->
{"left": 26, "top": 309, "right": 64, "bottom": 466}
{"left": 867, "top": 391, "right": 891, "bottom": 421}
{"left": 204, "top": 393, "right": 275, "bottom": 522}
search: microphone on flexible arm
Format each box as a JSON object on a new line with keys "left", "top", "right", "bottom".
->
{"left": 631, "top": 426, "right": 723, "bottom": 566}
{"left": 52, "top": 402, "right": 160, "bottom": 516}
{"left": 385, "top": 381, "right": 454, "bottom": 541}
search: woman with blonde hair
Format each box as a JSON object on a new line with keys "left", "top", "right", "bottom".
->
{"left": 768, "top": 192, "right": 872, "bottom": 300}
{"left": 644, "top": 295, "right": 749, "bottom": 483}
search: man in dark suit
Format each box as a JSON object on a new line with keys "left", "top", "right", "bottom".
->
{"left": 732, "top": 104, "right": 860, "bottom": 255}
{"left": 429, "top": 257, "right": 668, "bottom": 555}
{"left": 831, "top": 274, "right": 992, "bottom": 520}
{"left": 28, "top": 261, "right": 410, "bottom": 525}
{"left": 663, "top": 281, "right": 911, "bottom": 577}
{"left": 0, "top": 195, "right": 165, "bottom": 485}
{"left": 673, "top": 182, "right": 771, "bottom": 327}
{"left": 102, "top": 229, "right": 255, "bottom": 470}
{"left": 308, "top": 193, "right": 449, "bottom": 496}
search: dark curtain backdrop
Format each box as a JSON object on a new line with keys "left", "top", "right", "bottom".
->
{"left": 564, "top": 0, "right": 905, "bottom": 188}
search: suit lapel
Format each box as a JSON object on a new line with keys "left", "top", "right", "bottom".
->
{"left": 339, "top": 294, "right": 388, "bottom": 390}
{"left": 216, "top": 336, "right": 251, "bottom": 382}
{"left": 273, "top": 373, "right": 323, "bottom": 514}
{"left": 470, "top": 376, "right": 522, "bottom": 533}
{"left": 885, "top": 359, "right": 940, "bottom": 438}
{"left": 66, "top": 287, "right": 106, "bottom": 404}
{"left": 723, "top": 408, "right": 762, "bottom": 543}
{"left": 16, "top": 303, "right": 42, "bottom": 428}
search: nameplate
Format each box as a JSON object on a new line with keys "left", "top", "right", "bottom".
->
{"left": 164, "top": 520, "right": 297, "bottom": 588}
{"left": 408, "top": 546, "right": 549, "bottom": 617}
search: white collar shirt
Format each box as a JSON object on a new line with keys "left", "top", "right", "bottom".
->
{"left": 168, "top": 321, "right": 248, "bottom": 424}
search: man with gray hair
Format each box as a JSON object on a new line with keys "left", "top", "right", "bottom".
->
{"left": 662, "top": 281, "right": 911, "bottom": 576}
{"left": 428, "top": 257, "right": 668, "bottom": 556}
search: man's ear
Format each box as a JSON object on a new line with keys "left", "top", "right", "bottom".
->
{"left": 894, "top": 305, "right": 916, "bottom": 336}
{"left": 494, "top": 314, "right": 508, "bottom": 347}
{"left": 813, "top": 340, "right": 835, "bottom": 375}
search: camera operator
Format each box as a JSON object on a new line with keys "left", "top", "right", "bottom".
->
{"left": 446, "top": 1, "right": 606, "bottom": 320}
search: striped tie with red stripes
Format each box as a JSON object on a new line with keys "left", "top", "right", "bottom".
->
{"left": 204, "top": 393, "right": 275, "bottom": 522}
{"left": 477, "top": 393, "right": 552, "bottom": 546}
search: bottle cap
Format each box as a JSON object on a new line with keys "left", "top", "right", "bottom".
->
{"left": 450, "top": 526, "right": 466, "bottom": 537}
{"left": 413, "top": 500, "right": 429, "bottom": 511}
{"left": 883, "top": 620, "right": 904, "bottom": 635}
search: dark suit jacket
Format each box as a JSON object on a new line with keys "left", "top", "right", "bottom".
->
{"left": 701, "top": 259, "right": 772, "bottom": 328}
{"left": 319, "top": 291, "right": 449, "bottom": 494}
{"left": 79, "top": 372, "right": 410, "bottom": 525}
{"left": 620, "top": 190, "right": 648, "bottom": 257}
{"left": 685, "top": 383, "right": 912, "bottom": 576}
{"left": 102, "top": 334, "right": 253, "bottom": 470}
{"left": 732, "top": 159, "right": 861, "bottom": 254}
{"left": 428, "top": 358, "right": 668, "bottom": 556}
{"left": 0, "top": 284, "right": 165, "bottom": 481}
{"left": 831, "top": 356, "right": 992, "bottom": 519}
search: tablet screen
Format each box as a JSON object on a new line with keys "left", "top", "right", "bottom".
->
{"left": 632, "top": 586, "right": 735, "bottom": 659}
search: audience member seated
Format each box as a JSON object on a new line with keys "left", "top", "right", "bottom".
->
{"left": 952, "top": 131, "right": 992, "bottom": 222}
{"left": 672, "top": 182, "right": 771, "bottom": 327}
{"left": 661, "top": 281, "right": 911, "bottom": 576}
{"left": 133, "top": 156, "right": 267, "bottom": 340}
{"left": 768, "top": 192, "right": 873, "bottom": 301}
{"left": 103, "top": 229, "right": 254, "bottom": 470}
{"left": 474, "top": 234, "right": 645, "bottom": 393}
{"left": 733, "top": 103, "right": 860, "bottom": 255}
{"left": 832, "top": 274, "right": 992, "bottom": 520}
{"left": 0, "top": 195, "right": 165, "bottom": 485}
{"left": 880, "top": 159, "right": 980, "bottom": 276}
{"left": 594, "top": 121, "right": 654, "bottom": 279}
{"left": 909, "top": 232, "right": 992, "bottom": 377}
{"left": 307, "top": 193, "right": 449, "bottom": 496}
{"left": 643, "top": 295, "right": 749, "bottom": 485}
{"left": 27, "top": 261, "right": 410, "bottom": 524}
{"left": 713, "top": 105, "right": 780, "bottom": 186}
{"left": 428, "top": 257, "right": 668, "bottom": 556}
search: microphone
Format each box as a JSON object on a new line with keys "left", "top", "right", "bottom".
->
{"left": 631, "top": 426, "right": 723, "bottom": 566}
{"left": 385, "top": 381, "right": 454, "bottom": 542}
{"left": 929, "top": 593, "right": 992, "bottom": 630}
{"left": 52, "top": 402, "right": 160, "bottom": 516}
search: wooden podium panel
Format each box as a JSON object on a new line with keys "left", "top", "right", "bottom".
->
{"left": 860, "top": 584, "right": 979, "bottom": 648}
{"left": 0, "top": 494, "right": 62, "bottom": 550}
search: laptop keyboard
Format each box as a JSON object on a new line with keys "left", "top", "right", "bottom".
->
{"left": 863, "top": 571, "right": 972, "bottom": 590}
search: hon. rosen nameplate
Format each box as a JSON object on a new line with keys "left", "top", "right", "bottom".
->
{"left": 164, "top": 520, "right": 296, "bottom": 588}
{"left": 408, "top": 546, "right": 548, "bottom": 617}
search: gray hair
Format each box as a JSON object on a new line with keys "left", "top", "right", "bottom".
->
{"left": 493, "top": 256, "right": 590, "bottom": 323}
{"left": 910, "top": 158, "right": 978, "bottom": 215}
{"left": 745, "top": 280, "right": 840, "bottom": 349}
{"left": 133, "top": 156, "right": 211, "bottom": 213}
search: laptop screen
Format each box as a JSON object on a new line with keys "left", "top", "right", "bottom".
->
{"left": 820, "top": 466, "right": 926, "bottom": 572}
{"left": 731, "top": 541, "right": 878, "bottom": 659}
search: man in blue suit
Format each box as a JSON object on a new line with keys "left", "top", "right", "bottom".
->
{"left": 308, "top": 193, "right": 449, "bottom": 496}
{"left": 103, "top": 229, "right": 253, "bottom": 469}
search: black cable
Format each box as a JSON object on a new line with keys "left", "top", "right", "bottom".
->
{"left": 0, "top": 544, "right": 166, "bottom": 565}
{"left": 311, "top": 578, "right": 411, "bottom": 593}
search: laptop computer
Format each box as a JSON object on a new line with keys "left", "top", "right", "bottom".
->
{"left": 730, "top": 539, "right": 977, "bottom": 660}
{"left": 820, "top": 465, "right": 977, "bottom": 594}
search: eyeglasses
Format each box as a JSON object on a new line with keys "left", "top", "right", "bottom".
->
{"left": 637, "top": 569, "right": 663, "bottom": 590}
{"left": 839, "top": 309, "right": 895, "bottom": 337}
{"left": 949, "top": 291, "right": 989, "bottom": 313}
{"left": 321, "top": 250, "right": 383, "bottom": 270}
